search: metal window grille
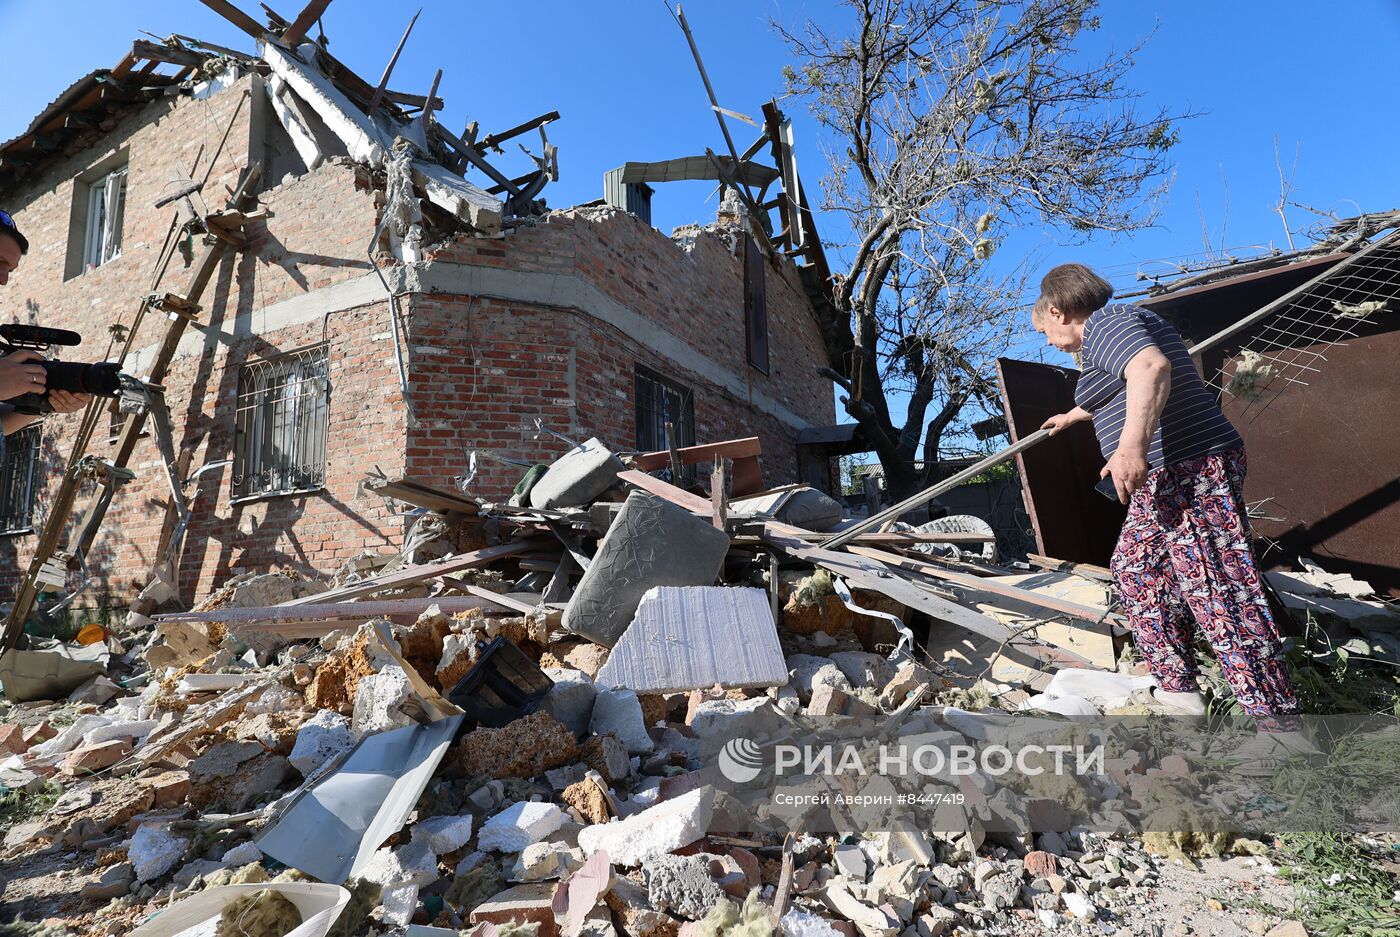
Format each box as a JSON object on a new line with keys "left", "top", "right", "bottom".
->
{"left": 1216, "top": 229, "right": 1400, "bottom": 423}
{"left": 83, "top": 165, "right": 127, "bottom": 271}
{"left": 634, "top": 365, "right": 696, "bottom": 482}
{"left": 0, "top": 425, "right": 42, "bottom": 534}
{"left": 233, "top": 345, "right": 330, "bottom": 499}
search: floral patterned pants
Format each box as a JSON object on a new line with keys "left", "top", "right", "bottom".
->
{"left": 1110, "top": 448, "right": 1299, "bottom": 716}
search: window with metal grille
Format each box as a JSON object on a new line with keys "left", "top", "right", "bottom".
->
{"left": 0, "top": 425, "right": 42, "bottom": 534}
{"left": 233, "top": 345, "right": 330, "bottom": 500}
{"left": 634, "top": 365, "right": 696, "bottom": 482}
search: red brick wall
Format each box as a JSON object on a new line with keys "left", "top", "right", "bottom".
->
{"left": 0, "top": 73, "right": 403, "bottom": 606}
{"left": 406, "top": 206, "right": 836, "bottom": 499}
{"left": 0, "top": 74, "right": 835, "bottom": 610}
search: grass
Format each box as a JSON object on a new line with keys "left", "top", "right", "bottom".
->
{"left": 1271, "top": 832, "right": 1400, "bottom": 937}
{"left": 0, "top": 782, "right": 60, "bottom": 830}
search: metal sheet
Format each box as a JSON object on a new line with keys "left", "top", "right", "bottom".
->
{"left": 995, "top": 358, "right": 1126, "bottom": 565}
{"left": 256, "top": 714, "right": 463, "bottom": 883}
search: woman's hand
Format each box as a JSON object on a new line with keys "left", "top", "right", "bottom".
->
{"left": 1102, "top": 446, "right": 1150, "bottom": 504}
{"left": 1041, "top": 406, "right": 1091, "bottom": 436}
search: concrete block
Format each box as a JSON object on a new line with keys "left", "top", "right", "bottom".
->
{"left": 807, "top": 685, "right": 851, "bottom": 717}
{"left": 643, "top": 852, "right": 726, "bottom": 920}
{"left": 829, "top": 652, "right": 895, "bottom": 690}
{"left": 833, "top": 844, "right": 869, "bottom": 881}
{"left": 68, "top": 675, "right": 121, "bottom": 705}
{"left": 577, "top": 784, "right": 714, "bottom": 866}
{"left": 220, "top": 841, "right": 263, "bottom": 866}
{"left": 479, "top": 801, "right": 566, "bottom": 852}
{"left": 687, "top": 697, "right": 781, "bottom": 740}
{"left": 288, "top": 709, "right": 354, "bottom": 776}
{"left": 786, "top": 655, "right": 855, "bottom": 704}
{"left": 542, "top": 668, "right": 597, "bottom": 736}
{"left": 81, "top": 861, "right": 135, "bottom": 900}
{"left": 470, "top": 882, "right": 560, "bottom": 937}
{"left": 589, "top": 688, "right": 654, "bottom": 755}
{"left": 596, "top": 587, "right": 787, "bottom": 695}
{"left": 412, "top": 814, "right": 475, "bottom": 855}
{"left": 564, "top": 492, "right": 731, "bottom": 647}
{"left": 189, "top": 739, "right": 263, "bottom": 780}
{"left": 530, "top": 437, "right": 626, "bottom": 509}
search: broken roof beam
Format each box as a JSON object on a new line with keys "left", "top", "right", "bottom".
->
{"left": 279, "top": 0, "right": 335, "bottom": 47}
{"left": 368, "top": 7, "right": 421, "bottom": 114}
{"left": 199, "top": 0, "right": 272, "bottom": 42}
{"left": 261, "top": 41, "right": 386, "bottom": 166}
{"left": 130, "top": 40, "right": 208, "bottom": 71}
{"left": 473, "top": 111, "right": 561, "bottom": 154}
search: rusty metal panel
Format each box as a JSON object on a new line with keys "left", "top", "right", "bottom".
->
{"left": 996, "top": 358, "right": 1126, "bottom": 565}
{"left": 1222, "top": 326, "right": 1400, "bottom": 597}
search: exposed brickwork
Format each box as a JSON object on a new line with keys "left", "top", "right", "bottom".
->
{"left": 0, "top": 72, "right": 834, "bottom": 608}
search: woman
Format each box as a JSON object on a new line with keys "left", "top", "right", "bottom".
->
{"left": 1030, "top": 263, "right": 1299, "bottom": 723}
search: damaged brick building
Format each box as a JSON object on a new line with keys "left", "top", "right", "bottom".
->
{"left": 0, "top": 31, "right": 835, "bottom": 609}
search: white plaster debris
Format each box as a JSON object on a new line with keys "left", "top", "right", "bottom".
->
{"left": 130, "top": 824, "right": 190, "bottom": 882}
{"left": 576, "top": 785, "right": 715, "bottom": 867}
{"left": 411, "top": 814, "right": 475, "bottom": 856}
{"left": 288, "top": 709, "right": 355, "bottom": 776}
{"left": 588, "top": 687, "right": 654, "bottom": 754}
{"left": 478, "top": 802, "right": 566, "bottom": 853}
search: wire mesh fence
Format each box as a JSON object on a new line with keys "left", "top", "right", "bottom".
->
{"left": 1215, "top": 230, "right": 1400, "bottom": 423}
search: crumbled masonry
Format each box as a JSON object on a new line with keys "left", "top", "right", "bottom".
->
{"left": 0, "top": 14, "right": 1390, "bottom": 922}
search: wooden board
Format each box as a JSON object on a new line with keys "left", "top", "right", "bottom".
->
{"left": 279, "top": 540, "right": 540, "bottom": 606}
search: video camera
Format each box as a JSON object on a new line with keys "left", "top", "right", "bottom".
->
{"left": 0, "top": 324, "right": 122, "bottom": 415}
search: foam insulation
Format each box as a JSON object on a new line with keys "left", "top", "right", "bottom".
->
{"left": 215, "top": 888, "right": 303, "bottom": 937}
{"left": 1224, "top": 349, "right": 1274, "bottom": 399}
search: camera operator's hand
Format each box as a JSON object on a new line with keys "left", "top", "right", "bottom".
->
{"left": 47, "top": 390, "right": 91, "bottom": 414}
{"left": 0, "top": 350, "right": 46, "bottom": 400}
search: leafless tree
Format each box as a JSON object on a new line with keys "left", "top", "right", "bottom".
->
{"left": 776, "top": 0, "right": 1183, "bottom": 502}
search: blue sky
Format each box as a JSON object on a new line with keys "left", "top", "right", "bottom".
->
{"left": 2, "top": 1, "right": 1396, "bottom": 451}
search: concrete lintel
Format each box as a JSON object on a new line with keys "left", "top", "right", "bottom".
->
{"left": 261, "top": 42, "right": 386, "bottom": 167}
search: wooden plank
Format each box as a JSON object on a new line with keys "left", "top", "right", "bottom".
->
{"left": 444, "top": 581, "right": 540, "bottom": 615}
{"left": 368, "top": 8, "right": 421, "bottom": 114}
{"left": 198, "top": 0, "right": 271, "bottom": 41}
{"left": 156, "top": 596, "right": 499, "bottom": 625}
{"left": 632, "top": 437, "right": 762, "bottom": 471}
{"left": 1027, "top": 553, "right": 1114, "bottom": 583}
{"left": 280, "top": 540, "right": 540, "bottom": 606}
{"left": 847, "top": 546, "right": 1113, "bottom": 623}
{"left": 279, "top": 0, "right": 334, "bottom": 47}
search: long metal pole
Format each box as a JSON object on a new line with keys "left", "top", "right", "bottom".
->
{"left": 820, "top": 427, "right": 1054, "bottom": 549}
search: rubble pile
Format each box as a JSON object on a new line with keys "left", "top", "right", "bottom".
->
{"left": 1, "top": 433, "right": 1391, "bottom": 936}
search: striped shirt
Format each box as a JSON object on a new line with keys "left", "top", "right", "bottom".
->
{"left": 1075, "top": 303, "right": 1242, "bottom": 469}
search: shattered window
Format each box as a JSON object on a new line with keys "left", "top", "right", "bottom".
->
{"left": 634, "top": 365, "right": 696, "bottom": 483}
{"left": 233, "top": 344, "right": 330, "bottom": 500}
{"left": 0, "top": 425, "right": 42, "bottom": 534}
{"left": 83, "top": 164, "right": 127, "bottom": 271}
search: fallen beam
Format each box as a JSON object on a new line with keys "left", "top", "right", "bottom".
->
{"left": 279, "top": 539, "right": 542, "bottom": 606}
{"left": 155, "top": 596, "right": 508, "bottom": 625}
{"left": 847, "top": 546, "right": 1115, "bottom": 623}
